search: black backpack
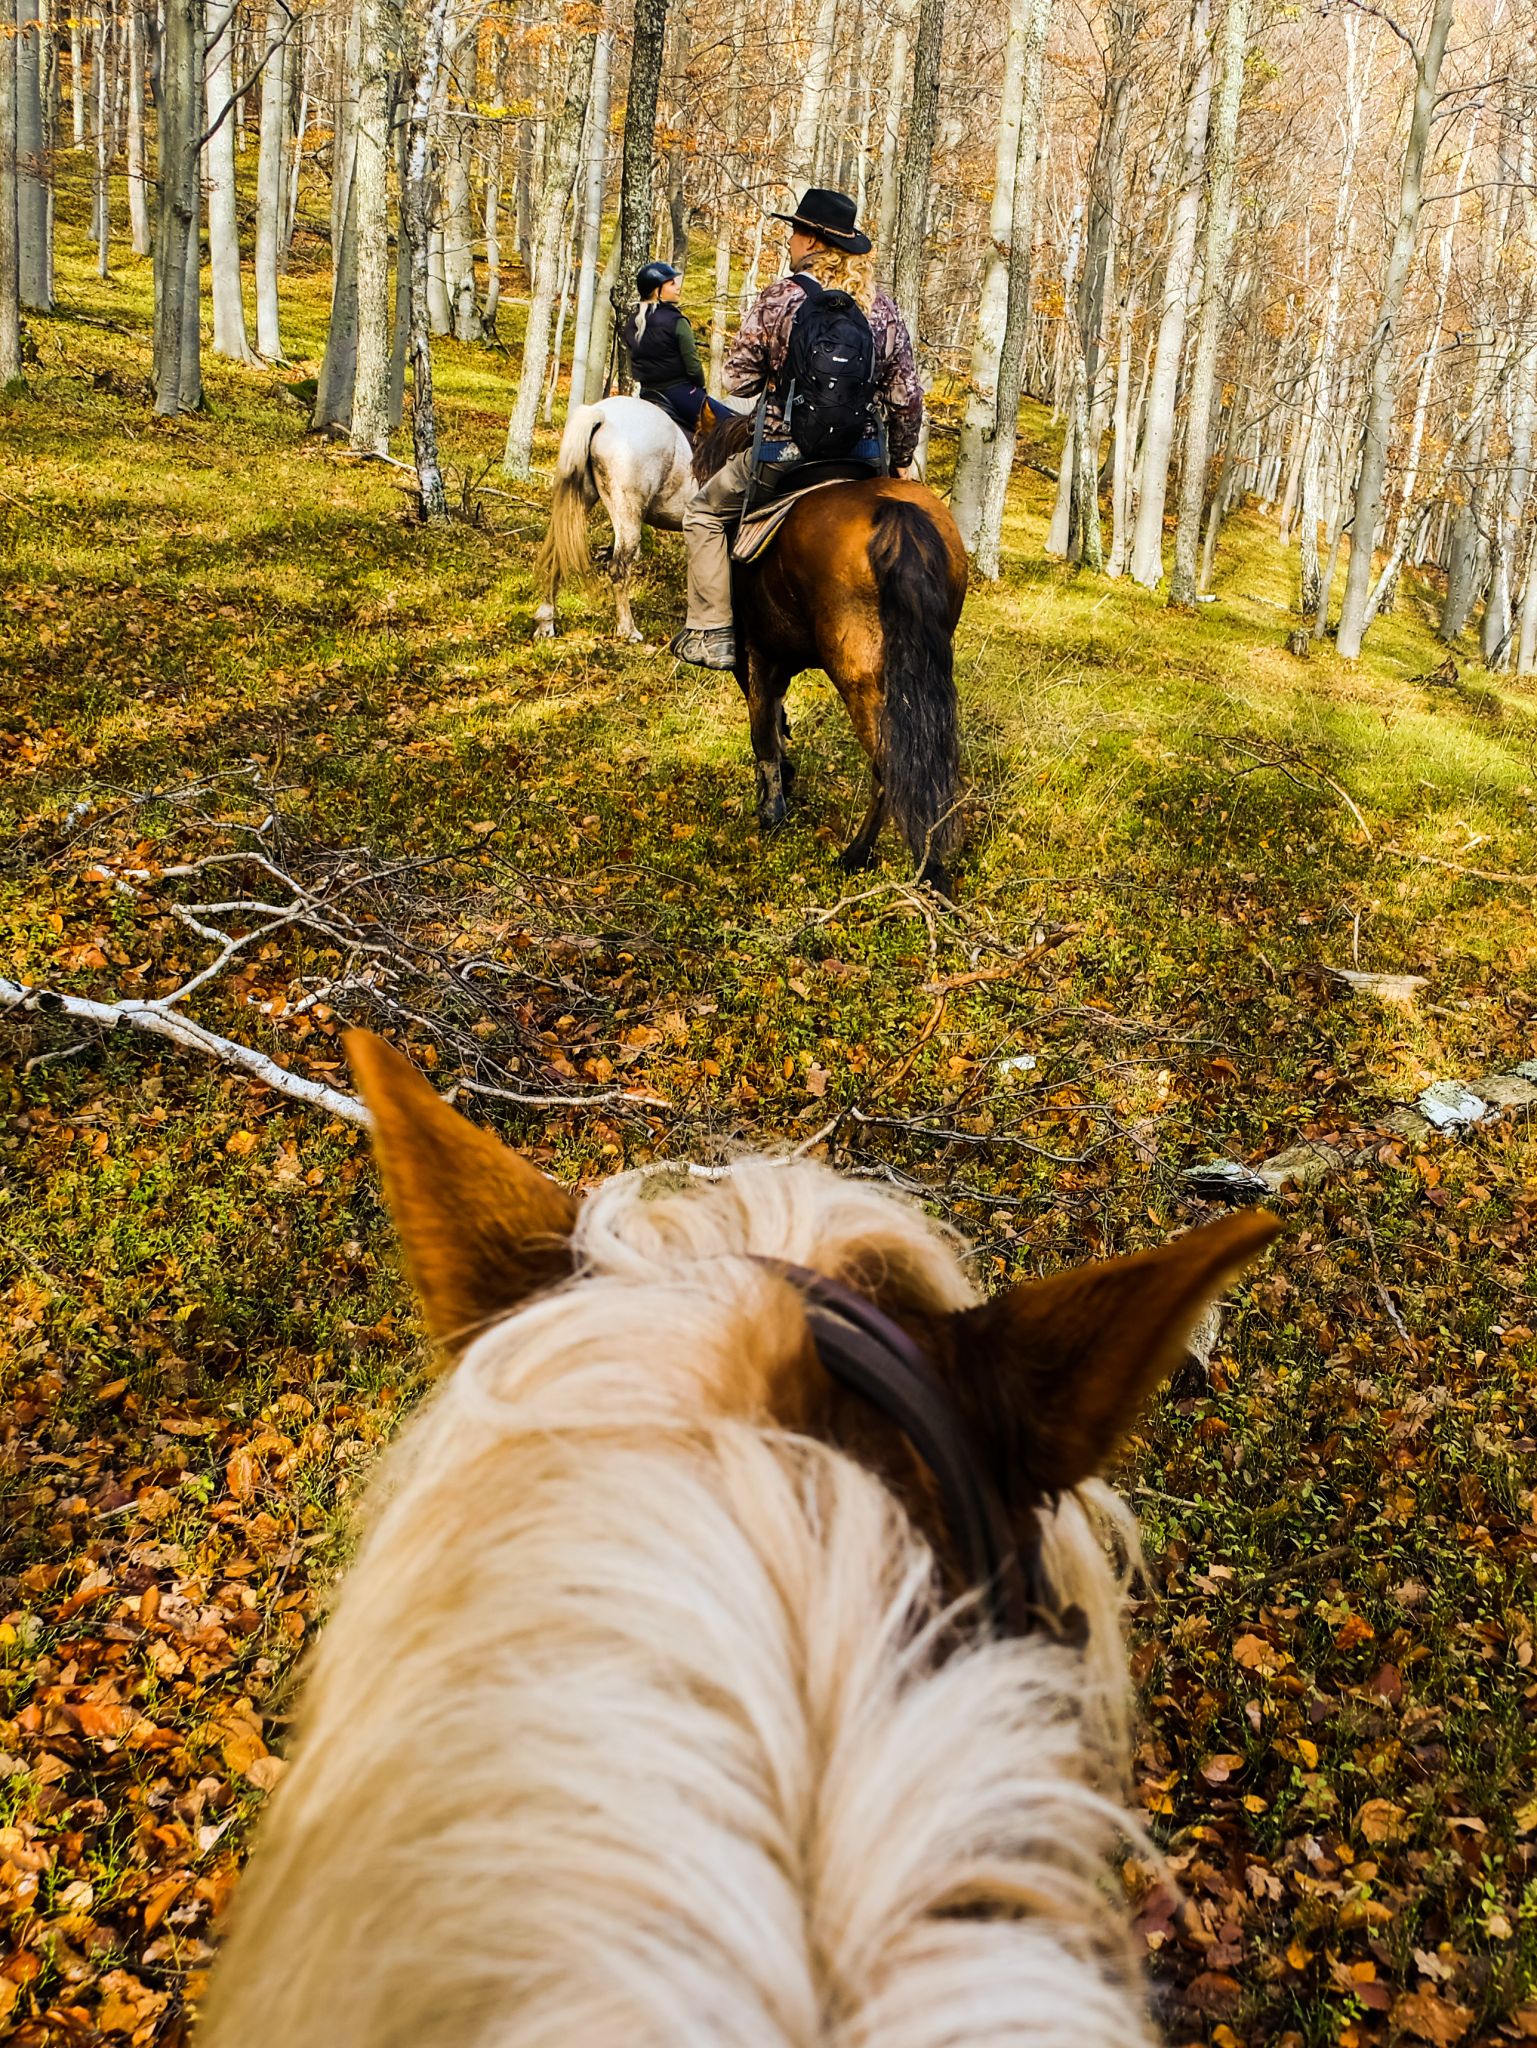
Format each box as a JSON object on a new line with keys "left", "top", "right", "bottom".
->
{"left": 778, "top": 275, "right": 878, "bottom": 459}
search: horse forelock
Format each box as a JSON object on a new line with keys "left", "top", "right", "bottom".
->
{"left": 202, "top": 1158, "right": 1154, "bottom": 2048}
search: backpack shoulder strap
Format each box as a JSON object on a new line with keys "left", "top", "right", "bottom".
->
{"left": 791, "top": 272, "right": 823, "bottom": 301}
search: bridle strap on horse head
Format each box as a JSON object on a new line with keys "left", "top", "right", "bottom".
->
{"left": 753, "top": 1259, "right": 1083, "bottom": 1644}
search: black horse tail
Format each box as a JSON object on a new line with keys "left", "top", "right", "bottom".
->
{"left": 868, "top": 498, "right": 960, "bottom": 891}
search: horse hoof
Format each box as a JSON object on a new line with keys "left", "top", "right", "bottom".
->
{"left": 758, "top": 800, "right": 788, "bottom": 833}
{"left": 920, "top": 862, "right": 956, "bottom": 902}
{"left": 837, "top": 843, "right": 875, "bottom": 874}
{"left": 532, "top": 621, "right": 555, "bottom": 642}
{"left": 620, "top": 629, "right": 644, "bottom": 645}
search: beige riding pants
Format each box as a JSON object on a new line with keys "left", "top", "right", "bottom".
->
{"left": 682, "top": 451, "right": 757, "bottom": 631}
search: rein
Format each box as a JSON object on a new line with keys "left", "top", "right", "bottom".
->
{"left": 754, "top": 1260, "right": 1082, "bottom": 1645}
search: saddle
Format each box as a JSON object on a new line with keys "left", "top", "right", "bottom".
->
{"left": 731, "top": 456, "right": 883, "bottom": 564}
{"left": 638, "top": 386, "right": 698, "bottom": 433}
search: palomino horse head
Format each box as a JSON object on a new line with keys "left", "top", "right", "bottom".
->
{"left": 203, "top": 1031, "right": 1278, "bottom": 2048}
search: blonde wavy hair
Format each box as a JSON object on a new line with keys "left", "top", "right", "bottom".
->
{"left": 799, "top": 240, "right": 879, "bottom": 311}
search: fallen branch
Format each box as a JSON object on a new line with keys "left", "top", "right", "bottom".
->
{"left": 1380, "top": 844, "right": 1537, "bottom": 888}
{"left": 2, "top": 976, "right": 370, "bottom": 1124}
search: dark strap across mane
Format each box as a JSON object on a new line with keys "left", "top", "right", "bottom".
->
{"left": 754, "top": 1260, "right": 1083, "bottom": 1644}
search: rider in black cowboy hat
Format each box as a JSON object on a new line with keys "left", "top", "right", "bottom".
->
{"left": 621, "top": 262, "right": 713, "bottom": 431}
{"left": 670, "top": 188, "right": 924, "bottom": 672}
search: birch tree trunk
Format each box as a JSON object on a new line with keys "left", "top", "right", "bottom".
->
{"left": 585, "top": 231, "right": 620, "bottom": 401}
{"left": 16, "top": 0, "right": 50, "bottom": 309}
{"left": 205, "top": 1, "right": 256, "bottom": 360}
{"left": 126, "top": 0, "right": 150, "bottom": 254}
{"left": 889, "top": 0, "right": 943, "bottom": 336}
{"left": 1295, "top": 15, "right": 1366, "bottom": 625}
{"left": 568, "top": 24, "right": 611, "bottom": 405}
{"left": 153, "top": 0, "right": 203, "bottom": 413}
{"left": 350, "top": 0, "right": 396, "bottom": 453}
{"left": 789, "top": 0, "right": 838, "bottom": 189}
{"left": 611, "top": 0, "right": 668, "bottom": 376}
{"left": 1128, "top": 0, "right": 1212, "bottom": 589}
{"left": 0, "top": 0, "right": 21, "bottom": 388}
{"left": 503, "top": 13, "right": 597, "bottom": 477}
{"left": 1334, "top": 0, "right": 1454, "bottom": 661}
{"left": 92, "top": 5, "right": 111, "bottom": 273}
{"left": 1168, "top": 0, "right": 1249, "bottom": 607}
{"left": 949, "top": 0, "right": 1031, "bottom": 552}
{"left": 68, "top": 5, "right": 82, "bottom": 144}
{"left": 443, "top": 123, "right": 478, "bottom": 339}
{"left": 406, "top": 0, "right": 450, "bottom": 521}
{"left": 709, "top": 0, "right": 743, "bottom": 386}
{"left": 874, "top": 0, "right": 913, "bottom": 256}
{"left": 313, "top": 120, "right": 361, "bottom": 429}
{"left": 483, "top": 109, "right": 503, "bottom": 330}
{"left": 254, "top": 0, "right": 289, "bottom": 358}
{"left": 974, "top": 0, "right": 1052, "bottom": 578}
{"left": 1046, "top": 0, "right": 1141, "bottom": 566}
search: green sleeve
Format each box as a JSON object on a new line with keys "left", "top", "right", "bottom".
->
{"left": 676, "top": 316, "right": 705, "bottom": 385}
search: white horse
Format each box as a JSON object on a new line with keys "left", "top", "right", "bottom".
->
{"left": 533, "top": 396, "right": 697, "bottom": 644}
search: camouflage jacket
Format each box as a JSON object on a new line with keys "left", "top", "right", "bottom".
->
{"left": 722, "top": 275, "right": 924, "bottom": 470}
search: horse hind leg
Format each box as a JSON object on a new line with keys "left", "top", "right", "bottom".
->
{"left": 608, "top": 508, "right": 645, "bottom": 644}
{"left": 838, "top": 777, "right": 886, "bottom": 872}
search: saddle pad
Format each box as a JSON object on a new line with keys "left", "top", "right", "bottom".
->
{"left": 732, "top": 471, "right": 865, "bottom": 564}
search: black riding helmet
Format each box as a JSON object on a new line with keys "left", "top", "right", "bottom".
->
{"left": 636, "top": 261, "right": 681, "bottom": 301}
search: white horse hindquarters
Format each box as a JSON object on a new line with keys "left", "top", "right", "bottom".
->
{"left": 533, "top": 397, "right": 694, "bottom": 643}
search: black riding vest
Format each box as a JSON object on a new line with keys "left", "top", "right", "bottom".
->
{"left": 624, "top": 301, "right": 691, "bottom": 388}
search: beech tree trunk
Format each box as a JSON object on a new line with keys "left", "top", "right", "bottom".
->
{"left": 503, "top": 15, "right": 597, "bottom": 476}
{"left": 1128, "top": 0, "right": 1212, "bottom": 589}
{"left": 1168, "top": 0, "right": 1249, "bottom": 607}
{"left": 1334, "top": 0, "right": 1454, "bottom": 661}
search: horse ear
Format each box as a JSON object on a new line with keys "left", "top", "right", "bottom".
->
{"left": 345, "top": 1030, "right": 578, "bottom": 1360}
{"left": 695, "top": 397, "right": 720, "bottom": 438}
{"left": 948, "top": 1211, "right": 1279, "bottom": 1493}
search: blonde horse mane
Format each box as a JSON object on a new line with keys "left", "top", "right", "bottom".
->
{"left": 203, "top": 1057, "right": 1277, "bottom": 2048}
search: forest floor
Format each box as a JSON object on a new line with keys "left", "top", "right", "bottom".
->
{"left": 3, "top": 182, "right": 1537, "bottom": 2048}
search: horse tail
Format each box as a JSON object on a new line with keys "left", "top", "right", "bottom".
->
{"left": 536, "top": 403, "right": 603, "bottom": 596}
{"left": 868, "top": 497, "right": 961, "bottom": 886}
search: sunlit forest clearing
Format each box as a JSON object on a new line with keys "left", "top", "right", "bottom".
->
{"left": 4, "top": 176, "right": 1537, "bottom": 2047}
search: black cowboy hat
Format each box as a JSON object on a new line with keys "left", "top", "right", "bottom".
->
{"left": 769, "top": 187, "right": 873, "bottom": 256}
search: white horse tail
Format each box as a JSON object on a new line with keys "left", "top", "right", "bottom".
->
{"left": 536, "top": 403, "right": 604, "bottom": 597}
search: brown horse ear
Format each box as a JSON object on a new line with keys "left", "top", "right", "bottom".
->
{"left": 345, "top": 1030, "right": 578, "bottom": 1360}
{"left": 949, "top": 1210, "right": 1279, "bottom": 1493}
{"left": 694, "top": 397, "right": 720, "bottom": 438}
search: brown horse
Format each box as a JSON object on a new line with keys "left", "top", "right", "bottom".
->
{"left": 693, "top": 407, "right": 968, "bottom": 897}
